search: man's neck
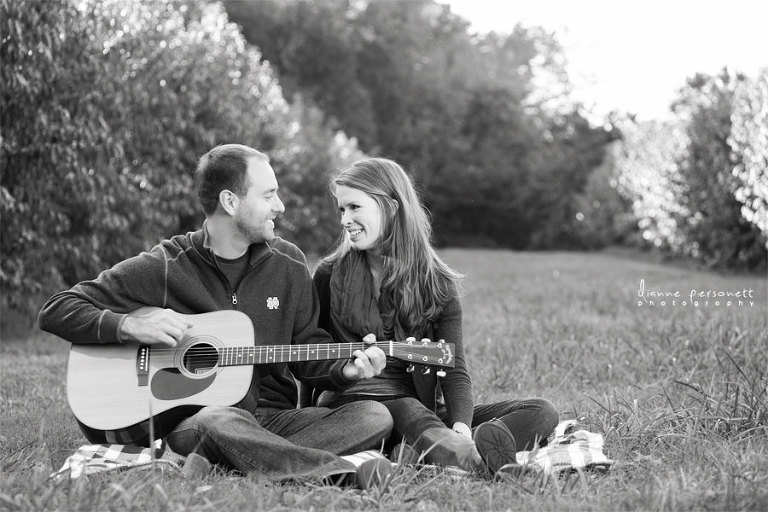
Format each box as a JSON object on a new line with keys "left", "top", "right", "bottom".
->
{"left": 205, "top": 217, "right": 249, "bottom": 259}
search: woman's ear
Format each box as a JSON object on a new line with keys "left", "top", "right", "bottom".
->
{"left": 219, "top": 190, "right": 238, "bottom": 216}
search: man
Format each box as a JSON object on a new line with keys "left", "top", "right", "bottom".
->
{"left": 39, "top": 144, "right": 393, "bottom": 482}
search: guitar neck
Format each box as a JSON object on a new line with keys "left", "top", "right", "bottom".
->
{"left": 218, "top": 341, "right": 390, "bottom": 366}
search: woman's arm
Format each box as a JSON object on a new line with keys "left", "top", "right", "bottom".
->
{"left": 435, "top": 292, "right": 475, "bottom": 428}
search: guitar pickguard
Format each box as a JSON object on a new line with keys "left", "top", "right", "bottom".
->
{"left": 150, "top": 368, "right": 216, "bottom": 400}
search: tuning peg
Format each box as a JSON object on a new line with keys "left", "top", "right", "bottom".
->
{"left": 436, "top": 369, "right": 446, "bottom": 377}
{"left": 421, "top": 367, "right": 431, "bottom": 375}
{"left": 406, "top": 364, "right": 415, "bottom": 373}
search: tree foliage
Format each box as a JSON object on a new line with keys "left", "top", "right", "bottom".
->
{"left": 1, "top": 0, "right": 361, "bottom": 318}
{"left": 2, "top": 0, "right": 111, "bottom": 312}
{"left": 225, "top": 0, "right": 614, "bottom": 249}
{"left": 568, "top": 149, "right": 637, "bottom": 249}
{"left": 270, "top": 96, "right": 365, "bottom": 254}
{"left": 612, "top": 117, "right": 690, "bottom": 252}
{"left": 672, "top": 70, "right": 766, "bottom": 268}
{"left": 730, "top": 68, "right": 768, "bottom": 237}
{"left": 610, "top": 70, "right": 767, "bottom": 269}
{"left": 4, "top": 0, "right": 764, "bottom": 325}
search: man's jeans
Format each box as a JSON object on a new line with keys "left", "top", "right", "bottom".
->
{"left": 166, "top": 401, "right": 393, "bottom": 481}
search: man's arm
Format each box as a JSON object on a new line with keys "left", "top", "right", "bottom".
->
{"left": 38, "top": 246, "right": 184, "bottom": 345}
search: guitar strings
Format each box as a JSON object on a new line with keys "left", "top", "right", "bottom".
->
{"left": 142, "top": 343, "right": 448, "bottom": 364}
{"left": 151, "top": 349, "right": 444, "bottom": 361}
{"left": 142, "top": 342, "right": 444, "bottom": 354}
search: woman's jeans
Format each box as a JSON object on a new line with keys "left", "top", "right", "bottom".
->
{"left": 328, "top": 395, "right": 559, "bottom": 453}
{"left": 166, "top": 401, "right": 393, "bottom": 481}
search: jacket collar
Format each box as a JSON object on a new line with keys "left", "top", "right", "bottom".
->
{"left": 191, "top": 220, "right": 274, "bottom": 268}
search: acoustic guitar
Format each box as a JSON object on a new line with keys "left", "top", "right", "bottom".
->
{"left": 67, "top": 307, "right": 455, "bottom": 444}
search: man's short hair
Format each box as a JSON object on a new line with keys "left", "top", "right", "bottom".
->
{"left": 195, "top": 144, "right": 269, "bottom": 214}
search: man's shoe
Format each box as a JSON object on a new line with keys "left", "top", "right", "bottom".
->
{"left": 389, "top": 442, "right": 420, "bottom": 465}
{"left": 473, "top": 419, "right": 517, "bottom": 475}
{"left": 355, "top": 458, "right": 393, "bottom": 490}
{"left": 181, "top": 452, "right": 212, "bottom": 478}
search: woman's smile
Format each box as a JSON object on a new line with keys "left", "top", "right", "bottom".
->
{"left": 336, "top": 185, "right": 383, "bottom": 251}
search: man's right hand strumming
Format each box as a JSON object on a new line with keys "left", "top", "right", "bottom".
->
{"left": 120, "top": 309, "right": 192, "bottom": 346}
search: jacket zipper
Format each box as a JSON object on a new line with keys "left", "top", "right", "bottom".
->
{"left": 208, "top": 247, "right": 270, "bottom": 311}
{"left": 209, "top": 263, "right": 239, "bottom": 311}
{"left": 228, "top": 260, "right": 265, "bottom": 310}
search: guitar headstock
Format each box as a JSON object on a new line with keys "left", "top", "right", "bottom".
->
{"left": 389, "top": 338, "right": 455, "bottom": 368}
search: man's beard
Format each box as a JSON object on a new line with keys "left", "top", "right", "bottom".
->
{"left": 235, "top": 216, "right": 269, "bottom": 245}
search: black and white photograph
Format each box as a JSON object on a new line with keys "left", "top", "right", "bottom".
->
{"left": 1, "top": 0, "right": 766, "bottom": 510}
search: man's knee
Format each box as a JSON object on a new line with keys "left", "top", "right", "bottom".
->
{"left": 195, "top": 405, "right": 236, "bottom": 421}
{"left": 362, "top": 400, "right": 395, "bottom": 436}
{"left": 181, "top": 405, "right": 248, "bottom": 434}
{"left": 340, "top": 400, "right": 394, "bottom": 436}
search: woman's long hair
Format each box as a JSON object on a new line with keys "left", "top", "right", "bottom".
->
{"left": 322, "top": 158, "right": 462, "bottom": 330}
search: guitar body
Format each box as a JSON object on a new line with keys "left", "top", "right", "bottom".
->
{"left": 67, "top": 309, "right": 255, "bottom": 445}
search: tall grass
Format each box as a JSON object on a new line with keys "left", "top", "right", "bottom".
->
{"left": 1, "top": 249, "right": 766, "bottom": 511}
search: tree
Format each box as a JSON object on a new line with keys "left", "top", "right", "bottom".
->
{"left": 568, "top": 147, "right": 637, "bottom": 249}
{"left": 227, "top": 0, "right": 609, "bottom": 249}
{"left": 225, "top": 0, "right": 377, "bottom": 145}
{"left": 1, "top": 0, "right": 364, "bottom": 322}
{"left": 730, "top": 68, "right": 768, "bottom": 238}
{"left": 527, "top": 109, "right": 616, "bottom": 249}
{"left": 431, "top": 86, "right": 538, "bottom": 247}
{"left": 611, "top": 116, "right": 690, "bottom": 252}
{"left": 269, "top": 95, "right": 366, "bottom": 254}
{"left": 2, "top": 0, "right": 116, "bottom": 314}
{"left": 672, "top": 70, "right": 766, "bottom": 268}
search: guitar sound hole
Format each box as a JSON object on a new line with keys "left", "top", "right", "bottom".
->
{"left": 183, "top": 343, "right": 219, "bottom": 375}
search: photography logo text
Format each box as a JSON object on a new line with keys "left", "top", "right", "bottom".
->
{"left": 637, "top": 279, "right": 757, "bottom": 308}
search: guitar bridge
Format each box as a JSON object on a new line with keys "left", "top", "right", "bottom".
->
{"left": 136, "top": 345, "right": 150, "bottom": 387}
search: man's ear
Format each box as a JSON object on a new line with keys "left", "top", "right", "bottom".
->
{"left": 219, "top": 190, "right": 238, "bottom": 216}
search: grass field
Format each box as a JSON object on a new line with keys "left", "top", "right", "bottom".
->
{"left": 1, "top": 249, "right": 766, "bottom": 511}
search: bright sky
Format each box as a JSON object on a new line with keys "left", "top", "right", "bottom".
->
{"left": 444, "top": 0, "right": 768, "bottom": 120}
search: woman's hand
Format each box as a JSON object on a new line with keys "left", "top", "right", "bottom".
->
{"left": 452, "top": 422, "right": 472, "bottom": 439}
{"left": 343, "top": 333, "right": 387, "bottom": 380}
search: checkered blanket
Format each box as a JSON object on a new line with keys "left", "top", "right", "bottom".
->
{"left": 515, "top": 419, "right": 613, "bottom": 474}
{"left": 49, "top": 441, "right": 386, "bottom": 482}
{"left": 51, "top": 420, "right": 610, "bottom": 482}
{"left": 49, "top": 439, "right": 186, "bottom": 482}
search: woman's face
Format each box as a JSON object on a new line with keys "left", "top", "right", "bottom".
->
{"left": 336, "top": 185, "right": 384, "bottom": 254}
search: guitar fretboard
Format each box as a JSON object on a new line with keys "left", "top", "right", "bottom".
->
{"left": 218, "top": 342, "right": 391, "bottom": 366}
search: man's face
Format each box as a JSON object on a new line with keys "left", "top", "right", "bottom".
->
{"left": 234, "top": 157, "right": 285, "bottom": 243}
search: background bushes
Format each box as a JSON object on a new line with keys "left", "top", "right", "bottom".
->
{"left": 1, "top": 0, "right": 765, "bottom": 322}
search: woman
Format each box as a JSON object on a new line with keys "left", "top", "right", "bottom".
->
{"left": 311, "top": 157, "right": 558, "bottom": 475}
